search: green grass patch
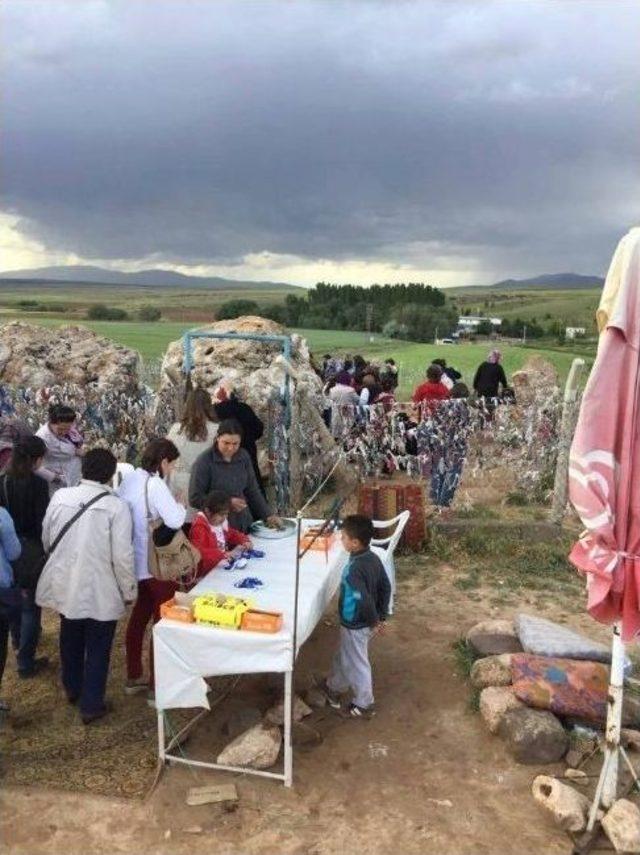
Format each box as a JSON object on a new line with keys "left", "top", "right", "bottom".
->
{"left": 452, "top": 637, "right": 476, "bottom": 679}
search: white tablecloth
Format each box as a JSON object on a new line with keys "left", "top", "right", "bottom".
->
{"left": 153, "top": 522, "right": 346, "bottom": 710}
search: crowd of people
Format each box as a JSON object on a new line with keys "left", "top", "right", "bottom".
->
{"left": 0, "top": 389, "right": 283, "bottom": 722}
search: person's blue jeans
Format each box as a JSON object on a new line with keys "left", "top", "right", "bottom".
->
{"left": 59, "top": 616, "right": 117, "bottom": 716}
{"left": 430, "top": 461, "right": 464, "bottom": 508}
{"left": 8, "top": 588, "right": 42, "bottom": 674}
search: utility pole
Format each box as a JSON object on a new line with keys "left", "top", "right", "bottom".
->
{"left": 522, "top": 324, "right": 527, "bottom": 345}
{"left": 434, "top": 326, "right": 439, "bottom": 345}
{"left": 365, "top": 303, "right": 373, "bottom": 333}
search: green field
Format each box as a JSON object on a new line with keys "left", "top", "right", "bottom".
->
{"left": 450, "top": 287, "right": 599, "bottom": 332}
{"left": 0, "top": 316, "right": 593, "bottom": 397}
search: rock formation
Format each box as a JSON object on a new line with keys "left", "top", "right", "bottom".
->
{"left": 0, "top": 321, "right": 141, "bottom": 392}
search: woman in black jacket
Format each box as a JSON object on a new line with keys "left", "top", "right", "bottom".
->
{"left": 0, "top": 436, "right": 50, "bottom": 677}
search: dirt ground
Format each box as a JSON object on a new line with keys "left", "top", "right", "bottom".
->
{"left": 1, "top": 537, "right": 600, "bottom": 855}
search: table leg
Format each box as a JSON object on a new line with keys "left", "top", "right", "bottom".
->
{"left": 284, "top": 670, "right": 293, "bottom": 787}
{"left": 158, "top": 710, "right": 166, "bottom": 764}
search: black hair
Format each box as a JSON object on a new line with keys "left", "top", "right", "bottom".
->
{"left": 48, "top": 404, "right": 76, "bottom": 425}
{"left": 203, "top": 489, "right": 232, "bottom": 515}
{"left": 217, "top": 418, "right": 244, "bottom": 438}
{"left": 7, "top": 436, "right": 47, "bottom": 479}
{"left": 381, "top": 376, "right": 395, "bottom": 393}
{"left": 385, "top": 358, "right": 396, "bottom": 365}
{"left": 341, "top": 514, "right": 374, "bottom": 547}
{"left": 426, "top": 364, "right": 443, "bottom": 382}
{"left": 81, "top": 448, "right": 117, "bottom": 484}
{"left": 140, "top": 438, "right": 180, "bottom": 474}
{"left": 451, "top": 382, "right": 470, "bottom": 399}
{"left": 343, "top": 359, "right": 353, "bottom": 371}
{"left": 431, "top": 358, "right": 447, "bottom": 369}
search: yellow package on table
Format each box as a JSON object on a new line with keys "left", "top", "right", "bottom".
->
{"left": 193, "top": 594, "right": 254, "bottom": 629}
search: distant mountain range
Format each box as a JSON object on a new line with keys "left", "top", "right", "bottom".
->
{"left": 488, "top": 272, "right": 604, "bottom": 290}
{"left": 0, "top": 264, "right": 302, "bottom": 291}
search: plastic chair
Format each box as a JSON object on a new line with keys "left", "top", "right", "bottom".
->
{"left": 111, "top": 461, "right": 134, "bottom": 490}
{"left": 369, "top": 510, "right": 410, "bottom": 616}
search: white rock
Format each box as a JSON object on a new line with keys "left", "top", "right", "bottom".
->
{"left": 470, "top": 655, "right": 512, "bottom": 689}
{"left": 602, "top": 799, "right": 640, "bottom": 853}
{"left": 0, "top": 321, "right": 141, "bottom": 391}
{"left": 532, "top": 775, "right": 590, "bottom": 832}
{"left": 217, "top": 724, "right": 282, "bottom": 770}
{"left": 264, "top": 695, "right": 312, "bottom": 726}
{"left": 480, "top": 686, "right": 525, "bottom": 734}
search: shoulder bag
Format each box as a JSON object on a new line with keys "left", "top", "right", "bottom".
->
{"left": 145, "top": 476, "right": 200, "bottom": 586}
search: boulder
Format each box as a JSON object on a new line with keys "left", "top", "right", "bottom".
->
{"left": 602, "top": 799, "right": 640, "bottom": 853}
{"left": 158, "top": 316, "right": 356, "bottom": 508}
{"left": 470, "top": 655, "right": 512, "bottom": 689}
{"left": 264, "top": 696, "right": 312, "bottom": 726}
{"left": 479, "top": 686, "right": 526, "bottom": 735}
{"left": 222, "top": 706, "right": 263, "bottom": 740}
{"left": 0, "top": 321, "right": 141, "bottom": 392}
{"left": 515, "top": 613, "right": 629, "bottom": 667}
{"left": 622, "top": 729, "right": 640, "bottom": 752}
{"left": 216, "top": 724, "right": 282, "bottom": 770}
{"left": 532, "top": 775, "right": 590, "bottom": 832}
{"left": 466, "top": 620, "right": 523, "bottom": 657}
{"left": 498, "top": 708, "right": 568, "bottom": 765}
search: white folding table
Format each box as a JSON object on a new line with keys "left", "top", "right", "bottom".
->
{"left": 153, "top": 521, "right": 346, "bottom": 786}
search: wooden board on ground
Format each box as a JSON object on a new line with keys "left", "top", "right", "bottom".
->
{"left": 186, "top": 784, "right": 239, "bottom": 806}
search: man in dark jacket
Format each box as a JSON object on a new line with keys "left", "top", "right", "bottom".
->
{"left": 323, "top": 515, "right": 390, "bottom": 718}
{"left": 473, "top": 350, "right": 508, "bottom": 398}
{"left": 189, "top": 419, "right": 280, "bottom": 532}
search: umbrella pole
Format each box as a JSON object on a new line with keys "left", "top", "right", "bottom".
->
{"left": 587, "top": 623, "right": 625, "bottom": 830}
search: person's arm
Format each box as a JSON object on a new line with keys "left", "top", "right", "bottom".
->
{"left": 40, "top": 501, "right": 55, "bottom": 553}
{"left": 226, "top": 525, "right": 250, "bottom": 548}
{"left": 472, "top": 366, "right": 481, "bottom": 392}
{"left": 359, "top": 388, "right": 370, "bottom": 406}
{"left": 411, "top": 385, "right": 424, "bottom": 404}
{"left": 242, "top": 454, "right": 272, "bottom": 521}
{"left": 110, "top": 501, "right": 137, "bottom": 603}
{"left": 376, "top": 561, "right": 392, "bottom": 622}
{"left": 0, "top": 509, "right": 21, "bottom": 563}
{"left": 189, "top": 515, "right": 227, "bottom": 571}
{"left": 150, "top": 477, "right": 186, "bottom": 530}
{"left": 498, "top": 365, "right": 508, "bottom": 389}
{"left": 188, "top": 454, "right": 211, "bottom": 511}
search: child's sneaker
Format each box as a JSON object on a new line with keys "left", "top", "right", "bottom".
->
{"left": 348, "top": 703, "right": 375, "bottom": 719}
{"left": 320, "top": 680, "right": 342, "bottom": 709}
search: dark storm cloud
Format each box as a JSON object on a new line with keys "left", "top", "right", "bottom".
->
{"left": 2, "top": 0, "right": 639, "bottom": 278}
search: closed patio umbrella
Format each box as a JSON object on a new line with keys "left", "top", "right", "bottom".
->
{"left": 568, "top": 227, "right": 640, "bottom": 826}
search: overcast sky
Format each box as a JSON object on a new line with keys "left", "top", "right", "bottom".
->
{"left": 1, "top": 0, "right": 639, "bottom": 287}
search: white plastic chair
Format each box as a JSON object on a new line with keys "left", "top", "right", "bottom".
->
{"left": 369, "top": 510, "right": 410, "bottom": 616}
{"left": 111, "top": 461, "right": 134, "bottom": 490}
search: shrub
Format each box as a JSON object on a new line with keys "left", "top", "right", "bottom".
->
{"left": 138, "top": 306, "right": 161, "bottom": 322}
{"left": 87, "top": 304, "right": 129, "bottom": 321}
{"left": 216, "top": 299, "right": 260, "bottom": 320}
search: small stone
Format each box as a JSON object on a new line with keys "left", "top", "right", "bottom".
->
{"left": 480, "top": 686, "right": 525, "bottom": 734}
{"left": 427, "top": 798, "right": 453, "bottom": 808}
{"left": 264, "top": 696, "right": 312, "bottom": 726}
{"left": 164, "top": 830, "right": 172, "bottom": 840}
{"left": 470, "top": 655, "right": 512, "bottom": 689}
{"left": 217, "top": 724, "right": 282, "bottom": 770}
{"left": 602, "top": 799, "right": 640, "bottom": 853}
{"left": 222, "top": 706, "right": 263, "bottom": 739}
{"left": 466, "top": 620, "right": 523, "bottom": 657}
{"left": 564, "top": 769, "right": 588, "bottom": 784}
{"left": 305, "top": 687, "right": 327, "bottom": 709}
{"left": 183, "top": 826, "right": 203, "bottom": 835}
{"left": 532, "top": 775, "right": 590, "bottom": 832}
{"left": 622, "top": 728, "right": 640, "bottom": 751}
{"left": 499, "top": 709, "right": 568, "bottom": 765}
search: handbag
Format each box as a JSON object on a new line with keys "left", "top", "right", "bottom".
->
{"left": 145, "top": 476, "right": 200, "bottom": 585}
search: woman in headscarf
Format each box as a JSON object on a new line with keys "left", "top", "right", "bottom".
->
{"left": 472, "top": 350, "right": 508, "bottom": 399}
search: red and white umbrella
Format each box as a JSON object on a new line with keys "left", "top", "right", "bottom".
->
{"left": 568, "top": 227, "right": 640, "bottom": 820}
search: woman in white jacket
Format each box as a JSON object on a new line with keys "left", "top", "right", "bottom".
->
{"left": 117, "top": 438, "right": 186, "bottom": 698}
{"left": 36, "top": 449, "right": 136, "bottom": 725}
{"left": 36, "top": 404, "right": 85, "bottom": 494}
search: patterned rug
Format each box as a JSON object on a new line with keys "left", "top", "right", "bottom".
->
{"left": 0, "top": 611, "right": 201, "bottom": 799}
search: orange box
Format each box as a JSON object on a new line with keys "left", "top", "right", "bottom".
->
{"left": 160, "top": 598, "right": 195, "bottom": 623}
{"left": 241, "top": 609, "right": 283, "bottom": 634}
{"left": 300, "top": 527, "right": 335, "bottom": 553}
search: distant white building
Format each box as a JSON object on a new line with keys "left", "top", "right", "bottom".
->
{"left": 565, "top": 326, "right": 586, "bottom": 339}
{"left": 458, "top": 315, "right": 502, "bottom": 329}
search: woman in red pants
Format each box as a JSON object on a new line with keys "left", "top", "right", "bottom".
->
{"left": 117, "top": 438, "right": 186, "bottom": 703}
